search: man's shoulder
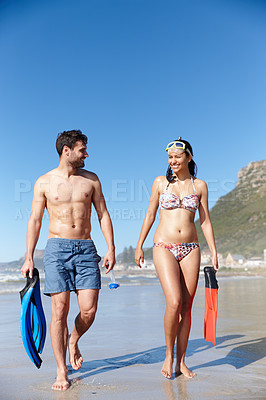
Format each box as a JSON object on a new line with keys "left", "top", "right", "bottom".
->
{"left": 77, "top": 169, "right": 99, "bottom": 181}
{"left": 35, "top": 168, "right": 100, "bottom": 184}
{"left": 36, "top": 169, "right": 57, "bottom": 182}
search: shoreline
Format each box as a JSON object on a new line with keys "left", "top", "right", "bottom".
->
{"left": 1, "top": 276, "right": 266, "bottom": 399}
{"left": 109, "top": 266, "right": 266, "bottom": 278}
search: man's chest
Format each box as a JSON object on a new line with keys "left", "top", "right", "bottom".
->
{"left": 45, "top": 178, "right": 93, "bottom": 204}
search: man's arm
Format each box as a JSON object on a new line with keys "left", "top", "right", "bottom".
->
{"left": 92, "top": 176, "right": 115, "bottom": 273}
{"left": 21, "top": 178, "right": 46, "bottom": 278}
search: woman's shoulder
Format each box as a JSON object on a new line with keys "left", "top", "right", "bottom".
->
{"left": 193, "top": 176, "right": 205, "bottom": 185}
{"left": 152, "top": 176, "right": 168, "bottom": 193}
{"left": 154, "top": 175, "right": 167, "bottom": 184}
{"left": 193, "top": 177, "right": 208, "bottom": 193}
{"left": 153, "top": 175, "right": 169, "bottom": 187}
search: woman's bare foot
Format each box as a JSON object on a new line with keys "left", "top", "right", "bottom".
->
{"left": 161, "top": 354, "right": 174, "bottom": 379}
{"left": 68, "top": 336, "right": 83, "bottom": 370}
{"left": 52, "top": 368, "right": 69, "bottom": 391}
{"left": 175, "top": 363, "right": 196, "bottom": 379}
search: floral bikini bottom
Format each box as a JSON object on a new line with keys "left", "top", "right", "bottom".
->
{"left": 153, "top": 242, "right": 199, "bottom": 262}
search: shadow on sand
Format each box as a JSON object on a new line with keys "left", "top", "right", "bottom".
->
{"left": 191, "top": 335, "right": 266, "bottom": 371}
{"left": 70, "top": 334, "right": 265, "bottom": 380}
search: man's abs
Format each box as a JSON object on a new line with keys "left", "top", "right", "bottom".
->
{"left": 47, "top": 203, "right": 92, "bottom": 240}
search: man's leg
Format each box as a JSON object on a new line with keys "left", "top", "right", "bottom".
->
{"left": 68, "top": 289, "right": 99, "bottom": 370}
{"left": 50, "top": 291, "right": 70, "bottom": 391}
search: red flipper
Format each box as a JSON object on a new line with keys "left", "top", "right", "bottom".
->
{"left": 204, "top": 266, "right": 218, "bottom": 345}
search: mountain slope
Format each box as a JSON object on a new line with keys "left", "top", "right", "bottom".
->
{"left": 196, "top": 160, "right": 266, "bottom": 258}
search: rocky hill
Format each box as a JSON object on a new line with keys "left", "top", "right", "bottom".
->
{"left": 195, "top": 160, "right": 266, "bottom": 258}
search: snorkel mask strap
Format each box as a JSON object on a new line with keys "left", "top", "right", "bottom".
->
{"left": 166, "top": 137, "right": 192, "bottom": 157}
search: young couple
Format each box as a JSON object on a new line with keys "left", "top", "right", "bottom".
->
{"left": 21, "top": 130, "right": 218, "bottom": 391}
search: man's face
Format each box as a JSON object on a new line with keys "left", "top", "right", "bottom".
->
{"left": 68, "top": 140, "right": 88, "bottom": 168}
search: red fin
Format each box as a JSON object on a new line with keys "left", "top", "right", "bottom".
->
{"left": 204, "top": 287, "right": 218, "bottom": 345}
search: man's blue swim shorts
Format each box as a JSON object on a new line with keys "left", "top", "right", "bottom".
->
{"left": 43, "top": 238, "right": 101, "bottom": 296}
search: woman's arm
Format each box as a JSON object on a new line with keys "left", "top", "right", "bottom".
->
{"left": 135, "top": 177, "right": 161, "bottom": 267}
{"left": 198, "top": 181, "right": 218, "bottom": 270}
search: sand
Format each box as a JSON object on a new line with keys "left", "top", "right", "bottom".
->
{"left": 0, "top": 275, "right": 266, "bottom": 400}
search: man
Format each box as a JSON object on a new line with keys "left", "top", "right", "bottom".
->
{"left": 21, "top": 130, "right": 115, "bottom": 391}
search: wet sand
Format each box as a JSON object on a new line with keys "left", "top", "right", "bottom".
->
{"left": 0, "top": 275, "right": 266, "bottom": 399}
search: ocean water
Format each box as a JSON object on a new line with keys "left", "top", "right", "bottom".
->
{"left": 1, "top": 262, "right": 259, "bottom": 296}
{"left": 0, "top": 265, "right": 45, "bottom": 294}
{"left": 0, "top": 265, "right": 162, "bottom": 295}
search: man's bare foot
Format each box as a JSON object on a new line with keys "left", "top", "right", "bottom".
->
{"left": 175, "top": 363, "right": 196, "bottom": 379}
{"left": 68, "top": 336, "right": 83, "bottom": 370}
{"left": 161, "top": 354, "right": 173, "bottom": 379}
{"left": 52, "top": 369, "right": 69, "bottom": 391}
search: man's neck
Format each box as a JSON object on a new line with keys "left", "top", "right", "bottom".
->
{"left": 57, "top": 160, "right": 77, "bottom": 178}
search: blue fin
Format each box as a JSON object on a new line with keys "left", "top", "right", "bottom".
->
{"left": 20, "top": 268, "right": 46, "bottom": 368}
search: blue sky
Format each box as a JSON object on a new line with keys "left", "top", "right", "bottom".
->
{"left": 0, "top": 0, "right": 265, "bottom": 262}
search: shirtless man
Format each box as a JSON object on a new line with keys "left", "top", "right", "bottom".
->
{"left": 21, "top": 130, "right": 115, "bottom": 391}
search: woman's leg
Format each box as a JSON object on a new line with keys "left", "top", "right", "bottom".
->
{"left": 153, "top": 246, "right": 182, "bottom": 379}
{"left": 175, "top": 246, "right": 200, "bottom": 378}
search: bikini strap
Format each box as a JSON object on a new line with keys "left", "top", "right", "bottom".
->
{"left": 191, "top": 176, "right": 197, "bottom": 195}
{"left": 165, "top": 182, "right": 170, "bottom": 191}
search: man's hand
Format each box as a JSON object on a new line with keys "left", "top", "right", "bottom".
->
{"left": 102, "top": 249, "right": 116, "bottom": 274}
{"left": 21, "top": 259, "right": 34, "bottom": 278}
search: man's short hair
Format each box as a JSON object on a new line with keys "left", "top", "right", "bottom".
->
{"left": 56, "top": 130, "right": 88, "bottom": 156}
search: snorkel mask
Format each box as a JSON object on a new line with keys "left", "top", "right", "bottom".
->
{"left": 166, "top": 137, "right": 192, "bottom": 157}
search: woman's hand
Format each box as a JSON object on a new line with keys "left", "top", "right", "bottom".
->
{"left": 212, "top": 254, "right": 219, "bottom": 271}
{"left": 135, "top": 247, "right": 144, "bottom": 268}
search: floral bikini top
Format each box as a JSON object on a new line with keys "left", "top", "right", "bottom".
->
{"left": 159, "top": 176, "right": 200, "bottom": 213}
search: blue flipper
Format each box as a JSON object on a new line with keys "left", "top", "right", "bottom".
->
{"left": 31, "top": 302, "right": 40, "bottom": 347}
{"left": 30, "top": 301, "right": 43, "bottom": 353}
{"left": 33, "top": 279, "right": 46, "bottom": 354}
{"left": 20, "top": 268, "right": 46, "bottom": 368}
{"left": 20, "top": 287, "right": 42, "bottom": 368}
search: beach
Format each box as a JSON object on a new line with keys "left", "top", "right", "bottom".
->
{"left": 0, "top": 274, "right": 266, "bottom": 400}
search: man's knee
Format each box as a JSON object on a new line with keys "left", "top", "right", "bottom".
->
{"left": 51, "top": 299, "right": 69, "bottom": 322}
{"left": 80, "top": 304, "right": 97, "bottom": 322}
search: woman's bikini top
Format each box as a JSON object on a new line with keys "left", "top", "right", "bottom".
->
{"left": 159, "top": 176, "right": 200, "bottom": 213}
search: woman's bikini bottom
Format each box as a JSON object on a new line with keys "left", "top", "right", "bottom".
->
{"left": 153, "top": 242, "right": 199, "bottom": 262}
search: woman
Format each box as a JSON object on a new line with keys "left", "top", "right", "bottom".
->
{"left": 135, "top": 138, "right": 218, "bottom": 379}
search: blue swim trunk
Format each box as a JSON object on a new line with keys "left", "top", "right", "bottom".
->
{"left": 43, "top": 238, "right": 101, "bottom": 296}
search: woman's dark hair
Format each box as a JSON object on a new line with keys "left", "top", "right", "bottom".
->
{"left": 166, "top": 138, "right": 197, "bottom": 182}
{"left": 56, "top": 130, "right": 88, "bottom": 156}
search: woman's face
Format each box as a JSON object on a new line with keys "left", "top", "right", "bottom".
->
{"left": 168, "top": 150, "right": 191, "bottom": 174}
